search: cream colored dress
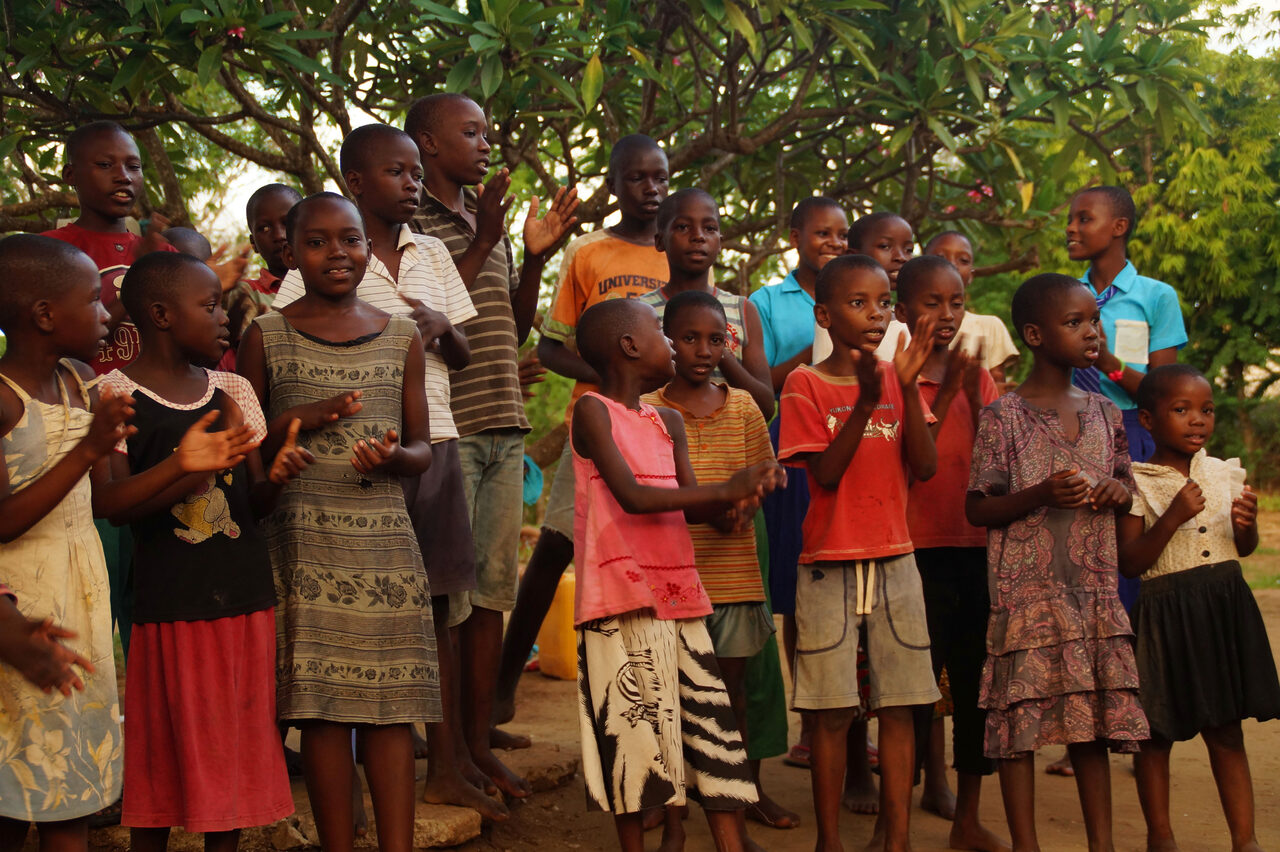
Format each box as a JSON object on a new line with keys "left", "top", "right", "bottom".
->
{"left": 0, "top": 362, "right": 122, "bottom": 820}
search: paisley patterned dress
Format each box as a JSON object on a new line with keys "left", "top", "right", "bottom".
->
{"left": 256, "top": 312, "right": 440, "bottom": 725}
{"left": 0, "top": 361, "right": 122, "bottom": 820}
{"left": 969, "top": 392, "right": 1149, "bottom": 758}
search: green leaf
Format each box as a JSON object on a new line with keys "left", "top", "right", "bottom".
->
{"left": 110, "top": 52, "right": 148, "bottom": 92}
{"left": 258, "top": 10, "right": 296, "bottom": 28}
{"left": 926, "top": 115, "right": 957, "bottom": 151}
{"left": 724, "top": 2, "right": 759, "bottom": 56}
{"left": 1136, "top": 78, "right": 1158, "bottom": 116}
{"left": 701, "top": 0, "right": 727, "bottom": 21}
{"left": 581, "top": 52, "right": 604, "bottom": 112}
{"left": 196, "top": 44, "right": 222, "bottom": 86}
{"left": 479, "top": 52, "right": 503, "bottom": 99}
{"left": 886, "top": 122, "right": 915, "bottom": 155}
{"left": 1051, "top": 134, "right": 1085, "bottom": 182}
{"left": 444, "top": 54, "right": 479, "bottom": 94}
{"left": 412, "top": 0, "right": 475, "bottom": 27}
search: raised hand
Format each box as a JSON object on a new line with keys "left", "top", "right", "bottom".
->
{"left": 893, "top": 315, "right": 936, "bottom": 387}
{"left": 726, "top": 459, "right": 788, "bottom": 503}
{"left": 854, "top": 348, "right": 882, "bottom": 408}
{"left": 351, "top": 429, "right": 400, "bottom": 475}
{"left": 138, "top": 212, "right": 173, "bottom": 256}
{"left": 939, "top": 343, "right": 972, "bottom": 396}
{"left": 517, "top": 351, "right": 547, "bottom": 400}
{"left": 1166, "top": 479, "right": 1205, "bottom": 525}
{"left": 963, "top": 339, "right": 985, "bottom": 403}
{"left": 1088, "top": 476, "right": 1131, "bottom": 511}
{"left": 474, "top": 168, "right": 514, "bottom": 250}
{"left": 301, "top": 390, "right": 362, "bottom": 430}
{"left": 176, "top": 410, "right": 259, "bottom": 472}
{"left": 1231, "top": 485, "right": 1258, "bottom": 534}
{"left": 268, "top": 418, "right": 315, "bottom": 485}
{"left": 398, "top": 294, "right": 451, "bottom": 346}
{"left": 83, "top": 385, "right": 136, "bottom": 460}
{"left": 209, "top": 242, "right": 253, "bottom": 293}
{"left": 1040, "top": 468, "right": 1090, "bottom": 509}
{"left": 523, "top": 185, "right": 581, "bottom": 257}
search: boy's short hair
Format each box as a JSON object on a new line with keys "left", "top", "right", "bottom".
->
{"left": 404, "top": 92, "right": 474, "bottom": 140}
{"left": 656, "top": 187, "right": 718, "bottom": 234}
{"left": 848, "top": 211, "right": 905, "bottom": 252}
{"left": 577, "top": 299, "right": 647, "bottom": 378}
{"left": 789, "top": 196, "right": 843, "bottom": 231}
{"left": 245, "top": 183, "right": 302, "bottom": 225}
{"left": 120, "top": 251, "right": 210, "bottom": 325}
{"left": 340, "top": 124, "right": 414, "bottom": 175}
{"left": 608, "top": 134, "right": 663, "bottom": 174}
{"left": 923, "top": 230, "right": 970, "bottom": 253}
{"left": 284, "top": 191, "right": 360, "bottom": 243}
{"left": 162, "top": 227, "right": 212, "bottom": 261}
{"left": 663, "top": 289, "right": 726, "bottom": 336}
{"left": 65, "top": 120, "right": 131, "bottom": 165}
{"left": 814, "top": 254, "right": 884, "bottom": 305}
{"left": 1010, "top": 273, "right": 1089, "bottom": 344}
{"left": 0, "top": 234, "right": 92, "bottom": 330}
{"left": 1135, "top": 364, "right": 1208, "bottom": 413}
{"left": 896, "top": 255, "right": 960, "bottom": 304}
{"left": 1078, "top": 185, "right": 1137, "bottom": 241}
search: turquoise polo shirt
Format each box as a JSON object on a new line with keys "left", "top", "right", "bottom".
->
{"left": 1081, "top": 260, "right": 1187, "bottom": 409}
{"left": 749, "top": 270, "right": 816, "bottom": 368}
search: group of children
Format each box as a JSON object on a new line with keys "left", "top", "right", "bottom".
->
{"left": 0, "top": 97, "right": 1275, "bottom": 852}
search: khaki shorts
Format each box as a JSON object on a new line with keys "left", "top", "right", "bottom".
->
{"left": 540, "top": 438, "right": 576, "bottom": 541}
{"left": 792, "top": 553, "right": 941, "bottom": 712}
{"left": 705, "top": 601, "right": 775, "bottom": 659}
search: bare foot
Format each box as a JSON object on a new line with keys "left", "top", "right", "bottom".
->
{"left": 744, "top": 837, "right": 768, "bottom": 852}
{"left": 410, "top": 727, "right": 430, "bottom": 760}
{"left": 1044, "top": 751, "right": 1074, "bottom": 777}
{"left": 1231, "top": 842, "right": 1261, "bottom": 852}
{"left": 458, "top": 755, "right": 498, "bottom": 795}
{"left": 489, "top": 726, "right": 531, "bottom": 750}
{"left": 423, "top": 769, "right": 510, "bottom": 822}
{"left": 1145, "top": 838, "right": 1180, "bottom": 852}
{"left": 950, "top": 821, "right": 1012, "bottom": 852}
{"left": 842, "top": 775, "right": 880, "bottom": 815}
{"left": 921, "top": 781, "right": 957, "bottom": 820}
{"left": 862, "top": 817, "right": 885, "bottom": 851}
{"left": 746, "top": 794, "right": 801, "bottom": 829}
{"left": 473, "top": 748, "right": 532, "bottom": 799}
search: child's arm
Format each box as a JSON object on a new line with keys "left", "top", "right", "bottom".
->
{"left": 806, "top": 351, "right": 881, "bottom": 490}
{"left": 1232, "top": 485, "right": 1260, "bottom": 558}
{"left": 1116, "top": 481, "right": 1203, "bottom": 577}
{"left": 536, "top": 336, "right": 601, "bottom": 385}
{"left": 237, "top": 322, "right": 365, "bottom": 464}
{"left": 247, "top": 418, "right": 314, "bottom": 518}
{"left": 92, "top": 409, "right": 259, "bottom": 525}
{"left": 572, "top": 395, "right": 783, "bottom": 518}
{"left": 892, "top": 320, "right": 938, "bottom": 481}
{"left": 966, "top": 470, "right": 1090, "bottom": 528}
{"left": 0, "top": 377, "right": 135, "bottom": 544}
{"left": 715, "top": 301, "right": 775, "bottom": 418}
{"left": 349, "top": 330, "right": 432, "bottom": 477}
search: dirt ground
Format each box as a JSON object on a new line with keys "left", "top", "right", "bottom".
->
{"left": 456, "top": 509, "right": 1280, "bottom": 852}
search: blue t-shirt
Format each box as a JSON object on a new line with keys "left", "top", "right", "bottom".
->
{"left": 749, "top": 270, "right": 815, "bottom": 368}
{"left": 1081, "top": 260, "right": 1187, "bottom": 410}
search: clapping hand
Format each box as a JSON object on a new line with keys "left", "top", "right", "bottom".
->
{"left": 1232, "top": 485, "right": 1258, "bottom": 535}
{"left": 351, "top": 430, "right": 401, "bottom": 475}
{"left": 176, "top": 410, "right": 259, "bottom": 473}
{"left": 268, "top": 419, "right": 315, "bottom": 485}
{"left": 523, "top": 186, "right": 580, "bottom": 257}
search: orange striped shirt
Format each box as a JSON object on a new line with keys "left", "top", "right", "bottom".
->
{"left": 642, "top": 385, "right": 773, "bottom": 604}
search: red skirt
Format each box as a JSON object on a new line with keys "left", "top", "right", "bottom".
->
{"left": 122, "top": 608, "right": 294, "bottom": 831}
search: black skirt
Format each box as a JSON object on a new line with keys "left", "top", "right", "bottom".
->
{"left": 1132, "top": 560, "right": 1280, "bottom": 742}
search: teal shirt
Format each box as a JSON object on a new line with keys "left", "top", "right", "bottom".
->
{"left": 1081, "top": 260, "right": 1187, "bottom": 409}
{"left": 748, "top": 270, "right": 815, "bottom": 368}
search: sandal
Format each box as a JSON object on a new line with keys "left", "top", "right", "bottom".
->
{"left": 783, "top": 743, "right": 811, "bottom": 769}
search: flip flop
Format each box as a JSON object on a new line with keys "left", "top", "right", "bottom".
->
{"left": 783, "top": 744, "right": 811, "bottom": 769}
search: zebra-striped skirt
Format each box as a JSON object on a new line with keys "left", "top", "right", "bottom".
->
{"left": 576, "top": 611, "right": 758, "bottom": 814}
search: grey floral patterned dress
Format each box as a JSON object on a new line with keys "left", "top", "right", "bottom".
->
{"left": 256, "top": 312, "right": 440, "bottom": 724}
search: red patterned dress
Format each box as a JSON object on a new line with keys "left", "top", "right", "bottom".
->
{"left": 969, "top": 392, "right": 1149, "bottom": 758}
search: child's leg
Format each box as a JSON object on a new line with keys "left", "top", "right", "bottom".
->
{"left": 359, "top": 724, "right": 416, "bottom": 852}
{"left": 0, "top": 818, "right": 28, "bottom": 852}
{"left": 715, "top": 656, "right": 765, "bottom": 851}
{"left": 203, "top": 830, "right": 241, "bottom": 852}
{"left": 997, "top": 755, "right": 1038, "bottom": 852}
{"left": 876, "top": 705, "right": 916, "bottom": 851}
{"left": 1133, "top": 737, "right": 1176, "bottom": 851}
{"left": 703, "top": 809, "right": 747, "bottom": 852}
{"left": 33, "top": 818, "right": 88, "bottom": 852}
{"left": 843, "top": 718, "right": 879, "bottom": 814}
{"left": 812, "top": 707, "right": 856, "bottom": 851}
{"left": 1067, "top": 740, "right": 1114, "bottom": 852}
{"left": 1202, "top": 722, "right": 1262, "bottom": 852}
{"left": 922, "top": 715, "right": 956, "bottom": 818}
{"left": 130, "top": 827, "right": 171, "bottom": 852}
{"left": 657, "top": 805, "right": 686, "bottom": 852}
{"left": 299, "top": 721, "right": 357, "bottom": 852}
{"left": 423, "top": 595, "right": 508, "bottom": 821}
{"left": 614, "top": 812, "right": 647, "bottom": 852}
{"left": 462, "top": 605, "right": 530, "bottom": 796}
